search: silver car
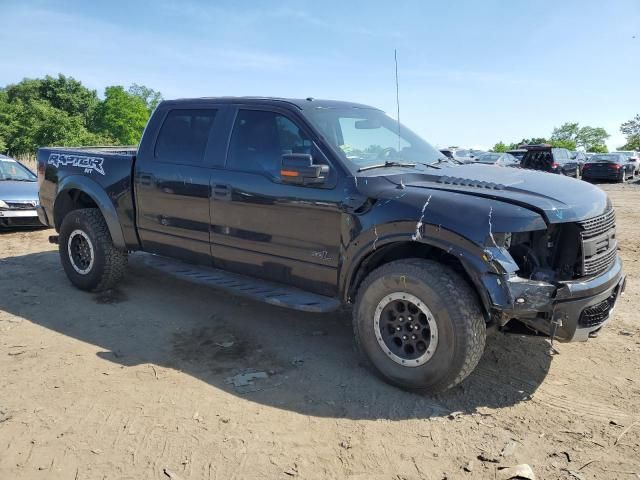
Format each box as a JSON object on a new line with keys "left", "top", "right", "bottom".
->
{"left": 0, "top": 154, "right": 43, "bottom": 228}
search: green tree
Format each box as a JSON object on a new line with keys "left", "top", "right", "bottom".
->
{"left": 620, "top": 114, "right": 640, "bottom": 150}
{"left": 4, "top": 74, "right": 100, "bottom": 130}
{"left": 589, "top": 144, "right": 608, "bottom": 153}
{"left": 551, "top": 122, "right": 609, "bottom": 151}
{"left": 493, "top": 141, "right": 508, "bottom": 152}
{"left": 95, "top": 86, "right": 150, "bottom": 145}
{"left": 577, "top": 126, "right": 609, "bottom": 151}
{"left": 128, "top": 83, "right": 163, "bottom": 112}
{"left": 549, "top": 138, "right": 577, "bottom": 150}
{"left": 551, "top": 122, "right": 580, "bottom": 144}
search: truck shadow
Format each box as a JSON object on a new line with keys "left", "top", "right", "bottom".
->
{"left": 0, "top": 251, "right": 553, "bottom": 420}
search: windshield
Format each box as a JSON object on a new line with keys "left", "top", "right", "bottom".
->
{"left": 477, "top": 153, "right": 500, "bottom": 163}
{"left": 0, "top": 157, "right": 36, "bottom": 181}
{"left": 304, "top": 107, "right": 445, "bottom": 169}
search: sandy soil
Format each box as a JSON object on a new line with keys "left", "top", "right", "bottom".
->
{"left": 1, "top": 181, "right": 639, "bottom": 480}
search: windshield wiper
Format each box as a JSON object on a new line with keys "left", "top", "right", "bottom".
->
{"left": 1, "top": 178, "right": 36, "bottom": 182}
{"left": 358, "top": 161, "right": 416, "bottom": 172}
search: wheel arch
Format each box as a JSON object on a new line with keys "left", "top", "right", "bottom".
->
{"left": 344, "top": 238, "right": 493, "bottom": 318}
{"left": 54, "top": 176, "right": 126, "bottom": 248}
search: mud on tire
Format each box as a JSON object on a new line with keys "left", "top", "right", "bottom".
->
{"left": 59, "top": 208, "right": 127, "bottom": 292}
{"left": 353, "top": 259, "right": 486, "bottom": 393}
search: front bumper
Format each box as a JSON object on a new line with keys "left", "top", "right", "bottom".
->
{"left": 484, "top": 256, "right": 625, "bottom": 342}
{"left": 0, "top": 209, "right": 43, "bottom": 227}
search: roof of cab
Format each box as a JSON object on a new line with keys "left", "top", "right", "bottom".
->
{"left": 160, "top": 97, "right": 381, "bottom": 111}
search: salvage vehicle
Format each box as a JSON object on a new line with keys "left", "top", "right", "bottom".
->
{"left": 520, "top": 145, "right": 580, "bottom": 177}
{"left": 582, "top": 153, "right": 635, "bottom": 183}
{"left": 37, "top": 97, "right": 626, "bottom": 392}
{"left": 0, "top": 154, "right": 43, "bottom": 228}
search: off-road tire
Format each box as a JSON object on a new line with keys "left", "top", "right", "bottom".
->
{"left": 353, "top": 259, "right": 486, "bottom": 393}
{"left": 59, "top": 208, "right": 127, "bottom": 292}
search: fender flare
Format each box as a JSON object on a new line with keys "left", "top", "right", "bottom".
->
{"left": 341, "top": 228, "right": 500, "bottom": 314}
{"left": 55, "top": 175, "right": 126, "bottom": 249}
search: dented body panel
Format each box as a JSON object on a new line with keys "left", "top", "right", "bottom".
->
{"left": 37, "top": 97, "right": 624, "bottom": 343}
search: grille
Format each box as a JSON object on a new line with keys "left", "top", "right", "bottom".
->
{"left": 579, "top": 295, "right": 615, "bottom": 327}
{"left": 5, "top": 201, "right": 37, "bottom": 210}
{"left": 583, "top": 247, "right": 617, "bottom": 276}
{"left": 578, "top": 209, "right": 617, "bottom": 276}
{"left": 578, "top": 209, "right": 615, "bottom": 240}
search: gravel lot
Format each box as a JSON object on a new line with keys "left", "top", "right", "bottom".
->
{"left": 1, "top": 181, "right": 639, "bottom": 480}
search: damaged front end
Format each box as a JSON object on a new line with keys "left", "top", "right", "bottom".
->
{"left": 480, "top": 209, "right": 626, "bottom": 342}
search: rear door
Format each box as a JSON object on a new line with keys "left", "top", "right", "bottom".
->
{"left": 134, "top": 104, "right": 228, "bottom": 263}
{"left": 209, "top": 105, "right": 344, "bottom": 296}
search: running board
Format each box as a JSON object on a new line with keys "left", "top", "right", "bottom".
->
{"left": 141, "top": 254, "right": 340, "bottom": 313}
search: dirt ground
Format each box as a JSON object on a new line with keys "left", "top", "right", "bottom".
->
{"left": 1, "top": 181, "right": 639, "bottom": 480}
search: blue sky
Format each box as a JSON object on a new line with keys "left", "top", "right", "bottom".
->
{"left": 1, "top": 0, "right": 638, "bottom": 149}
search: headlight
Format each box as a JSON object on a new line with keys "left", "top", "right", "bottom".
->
{"left": 0, "top": 200, "right": 9, "bottom": 210}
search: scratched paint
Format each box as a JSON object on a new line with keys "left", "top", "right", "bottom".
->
{"left": 411, "top": 195, "right": 432, "bottom": 241}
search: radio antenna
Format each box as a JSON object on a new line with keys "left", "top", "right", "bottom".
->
{"left": 394, "top": 49, "right": 401, "bottom": 152}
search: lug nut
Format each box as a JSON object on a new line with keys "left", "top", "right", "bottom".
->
{"left": 396, "top": 326, "right": 401, "bottom": 331}
{"left": 413, "top": 325, "right": 419, "bottom": 330}
{"left": 402, "top": 335, "right": 408, "bottom": 340}
{"left": 407, "top": 316, "right": 412, "bottom": 321}
{"left": 398, "top": 317, "right": 404, "bottom": 322}
{"left": 411, "top": 335, "right": 417, "bottom": 340}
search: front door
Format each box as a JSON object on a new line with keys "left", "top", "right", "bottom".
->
{"left": 209, "top": 107, "right": 343, "bottom": 296}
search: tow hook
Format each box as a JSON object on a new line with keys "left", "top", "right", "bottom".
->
{"left": 48, "top": 235, "right": 59, "bottom": 245}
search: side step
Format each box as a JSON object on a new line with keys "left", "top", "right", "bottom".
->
{"left": 142, "top": 254, "right": 341, "bottom": 313}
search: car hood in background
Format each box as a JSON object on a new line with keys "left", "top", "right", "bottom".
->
{"left": 0, "top": 180, "right": 39, "bottom": 202}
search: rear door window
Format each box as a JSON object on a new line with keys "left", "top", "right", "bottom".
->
{"left": 155, "top": 109, "right": 218, "bottom": 165}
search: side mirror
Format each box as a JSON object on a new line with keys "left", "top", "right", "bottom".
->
{"left": 280, "top": 154, "right": 329, "bottom": 185}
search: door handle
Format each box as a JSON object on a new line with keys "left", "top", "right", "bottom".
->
{"left": 138, "top": 173, "right": 155, "bottom": 186}
{"left": 213, "top": 184, "right": 231, "bottom": 198}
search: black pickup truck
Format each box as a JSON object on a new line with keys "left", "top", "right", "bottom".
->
{"left": 37, "top": 97, "right": 625, "bottom": 392}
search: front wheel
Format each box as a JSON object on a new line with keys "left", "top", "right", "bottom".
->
{"left": 59, "top": 208, "right": 128, "bottom": 291}
{"left": 353, "top": 259, "right": 486, "bottom": 392}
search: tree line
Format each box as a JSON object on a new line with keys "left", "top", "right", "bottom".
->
{"left": 0, "top": 74, "right": 162, "bottom": 156}
{"left": 1, "top": 74, "right": 638, "bottom": 158}
{"left": 493, "top": 117, "right": 640, "bottom": 154}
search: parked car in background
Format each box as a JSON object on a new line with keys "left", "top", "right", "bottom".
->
{"left": 569, "top": 151, "right": 588, "bottom": 174}
{"left": 474, "top": 152, "right": 520, "bottom": 167}
{"left": 613, "top": 151, "right": 640, "bottom": 174}
{"left": 506, "top": 149, "right": 527, "bottom": 162}
{"left": 453, "top": 148, "right": 485, "bottom": 163}
{"left": 520, "top": 145, "right": 580, "bottom": 177}
{"left": 582, "top": 153, "right": 635, "bottom": 183}
{"left": 0, "top": 154, "right": 43, "bottom": 228}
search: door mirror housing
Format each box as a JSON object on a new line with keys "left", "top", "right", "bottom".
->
{"left": 280, "top": 154, "right": 329, "bottom": 185}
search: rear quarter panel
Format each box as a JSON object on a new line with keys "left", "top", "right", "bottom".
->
{"left": 37, "top": 147, "right": 139, "bottom": 248}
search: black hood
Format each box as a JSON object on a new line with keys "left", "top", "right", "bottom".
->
{"left": 370, "top": 164, "right": 609, "bottom": 223}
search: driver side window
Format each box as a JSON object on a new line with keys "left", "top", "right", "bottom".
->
{"left": 227, "top": 109, "right": 315, "bottom": 176}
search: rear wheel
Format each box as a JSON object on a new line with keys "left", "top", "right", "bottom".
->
{"left": 59, "top": 208, "right": 127, "bottom": 291}
{"left": 353, "top": 259, "right": 486, "bottom": 392}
